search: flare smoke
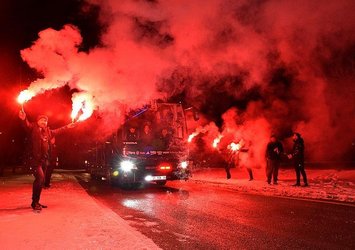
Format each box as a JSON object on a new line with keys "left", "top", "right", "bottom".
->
{"left": 21, "top": 0, "right": 355, "bottom": 161}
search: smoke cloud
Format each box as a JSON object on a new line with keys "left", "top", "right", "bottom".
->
{"left": 21, "top": 0, "right": 355, "bottom": 161}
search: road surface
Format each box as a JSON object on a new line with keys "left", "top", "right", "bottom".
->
{"left": 75, "top": 173, "right": 355, "bottom": 250}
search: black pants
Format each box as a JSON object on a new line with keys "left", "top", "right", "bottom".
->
{"left": 44, "top": 163, "right": 54, "bottom": 187}
{"left": 294, "top": 161, "right": 307, "bottom": 184}
{"left": 225, "top": 164, "right": 232, "bottom": 179}
{"left": 247, "top": 168, "right": 253, "bottom": 180}
{"left": 266, "top": 159, "right": 280, "bottom": 183}
{"left": 32, "top": 165, "right": 46, "bottom": 203}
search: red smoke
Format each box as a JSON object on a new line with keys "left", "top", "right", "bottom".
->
{"left": 20, "top": 0, "right": 355, "bottom": 161}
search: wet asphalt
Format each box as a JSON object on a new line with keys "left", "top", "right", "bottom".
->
{"left": 75, "top": 173, "right": 355, "bottom": 250}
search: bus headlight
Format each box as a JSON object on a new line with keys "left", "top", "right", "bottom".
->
{"left": 145, "top": 175, "right": 153, "bottom": 181}
{"left": 120, "top": 160, "right": 136, "bottom": 172}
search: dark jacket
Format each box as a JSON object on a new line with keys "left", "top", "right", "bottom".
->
{"left": 23, "top": 119, "right": 68, "bottom": 166}
{"left": 266, "top": 141, "right": 284, "bottom": 161}
{"left": 292, "top": 138, "right": 304, "bottom": 162}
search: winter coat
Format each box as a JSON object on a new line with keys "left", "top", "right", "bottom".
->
{"left": 266, "top": 141, "right": 284, "bottom": 161}
{"left": 292, "top": 138, "right": 304, "bottom": 162}
{"left": 23, "top": 119, "right": 68, "bottom": 166}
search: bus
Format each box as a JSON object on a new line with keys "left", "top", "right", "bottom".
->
{"left": 87, "top": 102, "right": 191, "bottom": 187}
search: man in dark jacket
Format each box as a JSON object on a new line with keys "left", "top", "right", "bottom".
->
{"left": 288, "top": 133, "right": 308, "bottom": 187}
{"left": 19, "top": 110, "right": 74, "bottom": 210}
{"left": 266, "top": 135, "right": 284, "bottom": 184}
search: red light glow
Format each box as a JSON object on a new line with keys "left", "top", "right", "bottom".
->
{"left": 71, "top": 93, "right": 95, "bottom": 122}
{"left": 17, "top": 90, "right": 35, "bottom": 104}
{"left": 230, "top": 142, "right": 241, "bottom": 151}
{"left": 159, "top": 164, "right": 172, "bottom": 170}
{"left": 188, "top": 132, "right": 199, "bottom": 143}
{"left": 212, "top": 135, "right": 223, "bottom": 148}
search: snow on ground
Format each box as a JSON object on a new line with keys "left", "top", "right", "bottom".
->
{"left": 191, "top": 167, "right": 355, "bottom": 203}
{"left": 0, "top": 173, "right": 160, "bottom": 250}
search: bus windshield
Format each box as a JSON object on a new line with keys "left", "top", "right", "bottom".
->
{"left": 122, "top": 103, "right": 187, "bottom": 153}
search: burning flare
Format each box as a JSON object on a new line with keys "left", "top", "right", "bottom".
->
{"left": 212, "top": 135, "right": 223, "bottom": 148}
{"left": 230, "top": 142, "right": 241, "bottom": 151}
{"left": 71, "top": 93, "right": 94, "bottom": 122}
{"left": 17, "top": 90, "right": 35, "bottom": 104}
{"left": 188, "top": 132, "right": 199, "bottom": 143}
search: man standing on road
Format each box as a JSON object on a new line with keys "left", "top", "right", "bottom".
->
{"left": 288, "top": 132, "right": 308, "bottom": 187}
{"left": 19, "top": 110, "right": 75, "bottom": 211}
{"left": 266, "top": 135, "right": 284, "bottom": 184}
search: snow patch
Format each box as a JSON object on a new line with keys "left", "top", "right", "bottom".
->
{"left": 191, "top": 168, "right": 355, "bottom": 203}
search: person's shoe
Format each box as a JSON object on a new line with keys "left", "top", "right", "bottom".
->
{"left": 31, "top": 202, "right": 42, "bottom": 211}
{"left": 43, "top": 184, "right": 51, "bottom": 189}
{"left": 249, "top": 178, "right": 253, "bottom": 181}
{"left": 273, "top": 182, "right": 278, "bottom": 185}
{"left": 303, "top": 183, "right": 309, "bottom": 187}
{"left": 39, "top": 203, "right": 48, "bottom": 208}
{"left": 292, "top": 183, "right": 301, "bottom": 187}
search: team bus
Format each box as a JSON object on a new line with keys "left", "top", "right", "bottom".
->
{"left": 87, "top": 102, "right": 191, "bottom": 188}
